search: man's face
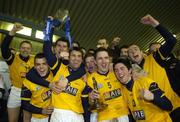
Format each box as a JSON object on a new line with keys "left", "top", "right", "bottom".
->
{"left": 85, "top": 56, "right": 96, "bottom": 73}
{"left": 34, "top": 58, "right": 49, "bottom": 77}
{"left": 69, "top": 50, "right": 83, "bottom": 70}
{"left": 96, "top": 51, "right": 110, "bottom": 73}
{"left": 114, "top": 63, "right": 131, "bottom": 84}
{"left": 149, "top": 43, "right": 161, "bottom": 54}
{"left": 19, "top": 42, "right": 32, "bottom": 57}
{"left": 120, "top": 48, "right": 128, "bottom": 57}
{"left": 54, "top": 41, "right": 68, "bottom": 55}
{"left": 97, "top": 39, "right": 108, "bottom": 49}
{"left": 128, "top": 45, "right": 143, "bottom": 64}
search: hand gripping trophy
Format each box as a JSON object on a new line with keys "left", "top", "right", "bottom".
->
{"left": 55, "top": 9, "right": 73, "bottom": 48}
{"left": 54, "top": 9, "right": 69, "bottom": 28}
{"left": 90, "top": 77, "right": 108, "bottom": 111}
{"left": 44, "top": 9, "right": 73, "bottom": 47}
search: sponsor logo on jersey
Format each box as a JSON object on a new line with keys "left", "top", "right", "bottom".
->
{"left": 64, "top": 85, "right": 78, "bottom": 96}
{"left": 132, "top": 110, "right": 145, "bottom": 120}
{"left": 104, "top": 88, "right": 121, "bottom": 101}
{"left": 41, "top": 90, "right": 51, "bottom": 101}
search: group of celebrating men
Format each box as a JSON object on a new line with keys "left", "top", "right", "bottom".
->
{"left": 1, "top": 14, "right": 180, "bottom": 122}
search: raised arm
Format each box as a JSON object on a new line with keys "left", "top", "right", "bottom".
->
{"left": 43, "top": 17, "right": 59, "bottom": 68}
{"left": 1, "top": 23, "right": 23, "bottom": 65}
{"left": 141, "top": 14, "right": 176, "bottom": 58}
{"left": 64, "top": 16, "right": 73, "bottom": 48}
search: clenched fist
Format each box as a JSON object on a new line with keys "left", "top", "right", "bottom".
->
{"left": 57, "top": 76, "right": 68, "bottom": 91}
{"left": 9, "top": 23, "right": 23, "bottom": 36}
{"left": 140, "top": 89, "right": 154, "bottom": 101}
{"left": 140, "top": 14, "right": 160, "bottom": 27}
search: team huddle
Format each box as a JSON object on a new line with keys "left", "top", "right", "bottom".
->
{"left": 1, "top": 14, "right": 180, "bottom": 122}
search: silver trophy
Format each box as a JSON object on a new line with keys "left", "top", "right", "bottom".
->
{"left": 54, "top": 9, "right": 69, "bottom": 28}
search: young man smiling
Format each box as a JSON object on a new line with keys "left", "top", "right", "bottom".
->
{"left": 128, "top": 15, "right": 180, "bottom": 121}
{"left": 88, "top": 48, "right": 130, "bottom": 122}
{"left": 21, "top": 53, "right": 54, "bottom": 122}
{"left": 113, "top": 58, "right": 173, "bottom": 122}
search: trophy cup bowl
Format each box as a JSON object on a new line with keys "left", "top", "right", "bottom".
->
{"left": 54, "top": 9, "right": 69, "bottom": 28}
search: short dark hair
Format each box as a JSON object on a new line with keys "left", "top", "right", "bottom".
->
{"left": 34, "top": 53, "right": 46, "bottom": 63}
{"left": 128, "top": 44, "right": 142, "bottom": 53}
{"left": 80, "top": 47, "right": 86, "bottom": 52}
{"left": 120, "top": 45, "right": 129, "bottom": 50}
{"left": 113, "top": 57, "right": 132, "bottom": 70}
{"left": 98, "top": 37, "right": 107, "bottom": 40}
{"left": 69, "top": 47, "right": 83, "bottom": 59}
{"left": 55, "top": 37, "right": 70, "bottom": 48}
{"left": 19, "top": 40, "right": 32, "bottom": 48}
{"left": 98, "top": 37, "right": 108, "bottom": 43}
{"left": 94, "top": 47, "right": 109, "bottom": 59}
{"left": 87, "top": 48, "right": 95, "bottom": 54}
{"left": 84, "top": 53, "right": 95, "bottom": 62}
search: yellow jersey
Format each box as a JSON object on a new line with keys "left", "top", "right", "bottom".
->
{"left": 23, "top": 71, "right": 53, "bottom": 119}
{"left": 122, "top": 76, "right": 172, "bottom": 122}
{"left": 52, "top": 63, "right": 86, "bottom": 113}
{"left": 87, "top": 71, "right": 129, "bottom": 121}
{"left": 144, "top": 53, "right": 180, "bottom": 110}
{"left": 9, "top": 54, "right": 34, "bottom": 88}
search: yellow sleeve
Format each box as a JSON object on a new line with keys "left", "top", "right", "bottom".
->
{"left": 23, "top": 79, "right": 36, "bottom": 91}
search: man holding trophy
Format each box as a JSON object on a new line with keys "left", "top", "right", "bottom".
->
{"left": 25, "top": 9, "right": 86, "bottom": 90}
{"left": 41, "top": 9, "right": 88, "bottom": 122}
{"left": 88, "top": 48, "right": 130, "bottom": 122}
